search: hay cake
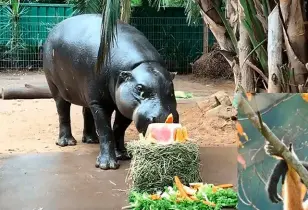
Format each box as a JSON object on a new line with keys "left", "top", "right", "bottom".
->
{"left": 126, "top": 116, "right": 202, "bottom": 193}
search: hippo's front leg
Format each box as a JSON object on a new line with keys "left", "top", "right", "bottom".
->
{"left": 89, "top": 103, "right": 119, "bottom": 170}
{"left": 113, "top": 110, "right": 132, "bottom": 160}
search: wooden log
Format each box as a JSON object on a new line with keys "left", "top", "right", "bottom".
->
{"left": 1, "top": 84, "right": 52, "bottom": 100}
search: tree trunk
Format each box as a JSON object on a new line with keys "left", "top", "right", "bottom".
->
{"left": 280, "top": 0, "right": 308, "bottom": 91}
{"left": 267, "top": 6, "right": 283, "bottom": 93}
{"left": 238, "top": 19, "right": 254, "bottom": 92}
{"left": 1, "top": 84, "right": 52, "bottom": 100}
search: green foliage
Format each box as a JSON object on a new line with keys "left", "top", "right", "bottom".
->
{"left": 1, "top": 0, "right": 28, "bottom": 67}
{"left": 131, "top": 0, "right": 141, "bottom": 6}
{"left": 70, "top": 0, "right": 102, "bottom": 14}
{"left": 239, "top": 0, "right": 268, "bottom": 73}
{"left": 196, "top": 185, "right": 238, "bottom": 209}
{"left": 95, "top": 0, "right": 120, "bottom": 74}
{"left": 184, "top": 0, "right": 201, "bottom": 26}
{"left": 20, "top": 0, "right": 67, "bottom": 3}
{"left": 128, "top": 184, "right": 238, "bottom": 210}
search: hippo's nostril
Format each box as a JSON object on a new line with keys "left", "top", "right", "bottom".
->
{"left": 152, "top": 117, "right": 156, "bottom": 123}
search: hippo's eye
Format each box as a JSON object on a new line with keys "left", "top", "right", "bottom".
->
{"left": 136, "top": 84, "right": 145, "bottom": 99}
{"left": 136, "top": 84, "right": 143, "bottom": 92}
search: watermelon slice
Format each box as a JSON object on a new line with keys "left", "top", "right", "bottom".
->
{"left": 145, "top": 123, "right": 182, "bottom": 145}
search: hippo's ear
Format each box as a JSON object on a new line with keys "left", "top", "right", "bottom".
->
{"left": 118, "top": 71, "right": 132, "bottom": 83}
{"left": 169, "top": 72, "right": 177, "bottom": 80}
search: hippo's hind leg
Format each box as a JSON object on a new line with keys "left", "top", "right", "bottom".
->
{"left": 82, "top": 107, "right": 99, "bottom": 144}
{"left": 54, "top": 97, "right": 77, "bottom": 146}
{"left": 45, "top": 78, "right": 77, "bottom": 147}
{"left": 113, "top": 110, "right": 132, "bottom": 160}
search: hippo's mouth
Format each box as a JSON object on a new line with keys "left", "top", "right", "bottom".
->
{"left": 136, "top": 122, "right": 151, "bottom": 136}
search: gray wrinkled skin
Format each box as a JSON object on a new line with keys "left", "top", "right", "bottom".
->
{"left": 43, "top": 14, "right": 179, "bottom": 170}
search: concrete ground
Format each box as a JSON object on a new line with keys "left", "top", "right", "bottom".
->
{"left": 0, "top": 146, "right": 237, "bottom": 210}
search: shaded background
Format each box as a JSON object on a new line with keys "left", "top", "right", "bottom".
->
{"left": 237, "top": 94, "right": 308, "bottom": 210}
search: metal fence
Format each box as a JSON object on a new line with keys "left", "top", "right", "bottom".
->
{"left": 0, "top": 15, "right": 67, "bottom": 72}
{"left": 0, "top": 5, "right": 214, "bottom": 74}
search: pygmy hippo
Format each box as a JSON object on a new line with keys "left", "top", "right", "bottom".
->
{"left": 43, "top": 14, "right": 179, "bottom": 170}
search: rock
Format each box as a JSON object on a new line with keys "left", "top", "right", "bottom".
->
{"left": 197, "top": 91, "right": 233, "bottom": 114}
{"left": 197, "top": 97, "right": 220, "bottom": 113}
{"left": 210, "top": 91, "right": 232, "bottom": 106}
{"left": 205, "top": 105, "right": 237, "bottom": 119}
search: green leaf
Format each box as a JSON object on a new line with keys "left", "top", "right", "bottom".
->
{"left": 239, "top": 0, "right": 268, "bottom": 73}
{"left": 72, "top": 0, "right": 103, "bottom": 14}
{"left": 241, "top": 37, "right": 267, "bottom": 69}
{"left": 184, "top": 0, "right": 201, "bottom": 26}
{"left": 175, "top": 91, "right": 193, "bottom": 99}
{"left": 11, "top": 0, "right": 19, "bottom": 15}
{"left": 261, "top": 0, "right": 270, "bottom": 17}
{"left": 96, "top": 0, "right": 120, "bottom": 75}
{"left": 242, "top": 19, "right": 268, "bottom": 73}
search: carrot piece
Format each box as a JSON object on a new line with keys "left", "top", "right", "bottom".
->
{"left": 174, "top": 176, "right": 192, "bottom": 200}
{"left": 212, "top": 186, "right": 218, "bottom": 193}
{"left": 183, "top": 185, "right": 197, "bottom": 196}
{"left": 202, "top": 200, "right": 216, "bottom": 207}
{"left": 191, "top": 195, "right": 216, "bottom": 207}
{"left": 165, "top": 113, "right": 173, "bottom": 123}
{"left": 190, "top": 195, "right": 198, "bottom": 201}
{"left": 215, "top": 184, "right": 233, "bottom": 189}
{"left": 150, "top": 194, "right": 161, "bottom": 200}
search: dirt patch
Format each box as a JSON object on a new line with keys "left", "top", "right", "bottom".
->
{"left": 0, "top": 72, "right": 236, "bottom": 156}
{"left": 192, "top": 44, "right": 233, "bottom": 80}
{"left": 178, "top": 103, "right": 236, "bottom": 146}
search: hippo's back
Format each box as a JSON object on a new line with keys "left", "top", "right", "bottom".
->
{"left": 43, "top": 14, "right": 163, "bottom": 76}
{"left": 43, "top": 14, "right": 163, "bottom": 106}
